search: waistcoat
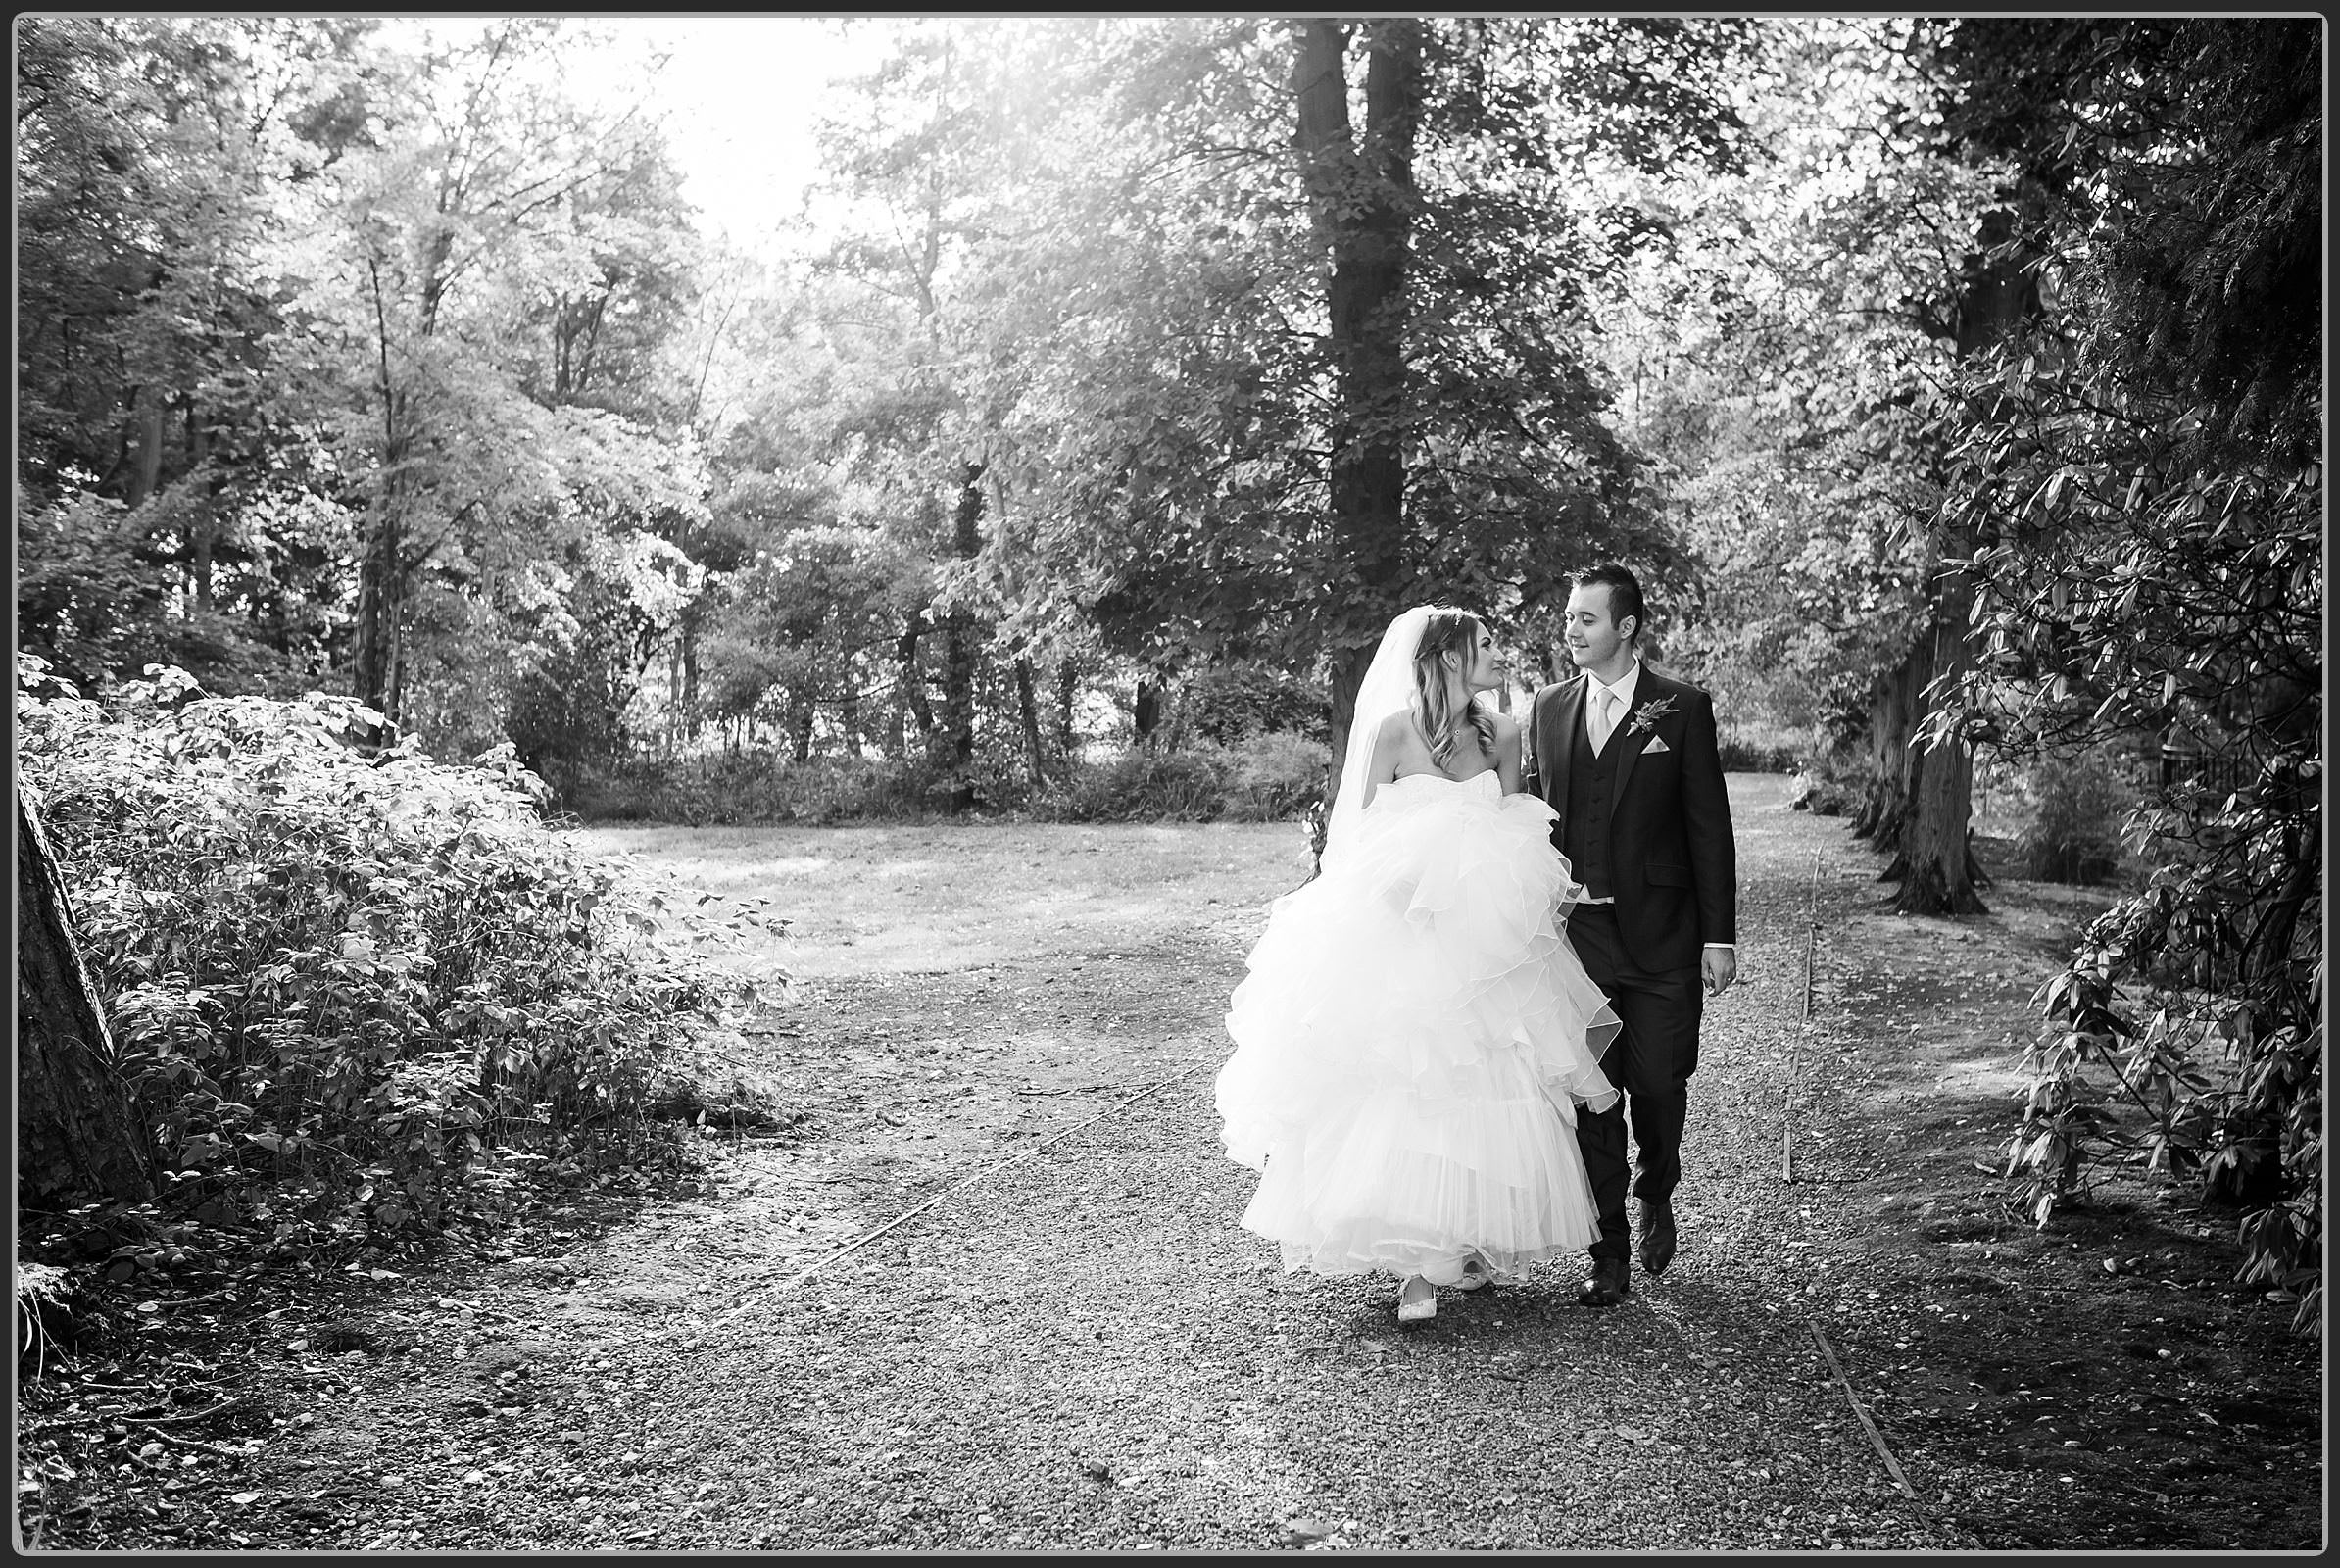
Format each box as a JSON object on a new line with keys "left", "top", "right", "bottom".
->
{"left": 1562, "top": 708, "right": 1618, "bottom": 900}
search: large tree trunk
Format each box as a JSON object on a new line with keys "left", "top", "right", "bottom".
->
{"left": 1894, "top": 555, "right": 1986, "bottom": 912}
{"left": 942, "top": 463, "right": 987, "bottom": 811}
{"left": 1897, "top": 209, "right": 2034, "bottom": 915}
{"left": 1292, "top": 18, "right": 1422, "bottom": 812}
{"left": 17, "top": 783, "right": 153, "bottom": 1209}
{"left": 1854, "top": 638, "right": 1929, "bottom": 851}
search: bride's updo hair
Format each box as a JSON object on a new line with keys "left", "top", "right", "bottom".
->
{"left": 1409, "top": 608, "right": 1497, "bottom": 772}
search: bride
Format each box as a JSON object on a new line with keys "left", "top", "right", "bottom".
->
{"left": 1215, "top": 606, "right": 1619, "bottom": 1323}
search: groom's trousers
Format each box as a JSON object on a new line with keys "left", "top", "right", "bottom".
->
{"left": 1563, "top": 902, "right": 1703, "bottom": 1266}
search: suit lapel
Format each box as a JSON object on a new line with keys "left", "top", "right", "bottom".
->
{"left": 1610, "top": 673, "right": 1666, "bottom": 811}
{"left": 1543, "top": 680, "right": 1584, "bottom": 824}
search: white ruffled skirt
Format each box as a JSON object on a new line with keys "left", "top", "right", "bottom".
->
{"left": 1216, "top": 771, "right": 1619, "bottom": 1285}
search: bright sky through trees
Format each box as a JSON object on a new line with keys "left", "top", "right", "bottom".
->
{"left": 380, "top": 13, "right": 892, "bottom": 244}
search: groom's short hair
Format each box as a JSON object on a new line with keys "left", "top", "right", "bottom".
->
{"left": 1573, "top": 563, "right": 1646, "bottom": 644}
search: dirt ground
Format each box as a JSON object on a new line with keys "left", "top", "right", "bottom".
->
{"left": 1777, "top": 827, "right": 2324, "bottom": 1552}
{"left": 13, "top": 776, "right": 2322, "bottom": 1551}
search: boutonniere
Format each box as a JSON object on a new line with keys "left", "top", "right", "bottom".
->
{"left": 1627, "top": 695, "right": 1678, "bottom": 737}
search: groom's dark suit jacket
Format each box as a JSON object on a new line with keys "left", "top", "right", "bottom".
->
{"left": 1527, "top": 665, "right": 1736, "bottom": 975}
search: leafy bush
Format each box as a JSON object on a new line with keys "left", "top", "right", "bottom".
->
{"left": 564, "top": 731, "right": 1328, "bottom": 827}
{"left": 1162, "top": 662, "right": 1331, "bottom": 747}
{"left": 1717, "top": 733, "right": 1806, "bottom": 773}
{"left": 1041, "top": 732, "right": 1330, "bottom": 823}
{"left": 1048, "top": 748, "right": 1232, "bottom": 821}
{"left": 2016, "top": 744, "right": 2145, "bottom": 885}
{"left": 567, "top": 751, "right": 963, "bottom": 825}
{"left": 2006, "top": 749, "right": 2322, "bottom": 1334}
{"left": 16, "top": 491, "right": 323, "bottom": 699}
{"left": 1787, "top": 765, "right": 1859, "bottom": 816}
{"left": 1217, "top": 731, "right": 1331, "bottom": 822}
{"left": 15, "top": 656, "right": 786, "bottom": 1275}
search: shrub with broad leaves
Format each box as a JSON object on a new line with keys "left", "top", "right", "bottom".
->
{"left": 1917, "top": 16, "right": 2321, "bottom": 1335}
{"left": 16, "top": 655, "right": 789, "bottom": 1276}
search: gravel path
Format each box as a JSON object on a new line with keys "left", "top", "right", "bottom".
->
{"left": 210, "top": 776, "right": 1992, "bottom": 1551}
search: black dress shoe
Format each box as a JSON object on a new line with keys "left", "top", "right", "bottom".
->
{"left": 1575, "top": 1255, "right": 1632, "bottom": 1308}
{"left": 1638, "top": 1201, "right": 1678, "bottom": 1277}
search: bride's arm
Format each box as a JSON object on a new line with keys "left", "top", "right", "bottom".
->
{"left": 1493, "top": 710, "right": 1525, "bottom": 794}
{"left": 1356, "top": 711, "right": 1403, "bottom": 810}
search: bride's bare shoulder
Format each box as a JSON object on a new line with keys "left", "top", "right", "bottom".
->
{"left": 1486, "top": 709, "right": 1521, "bottom": 743}
{"left": 1363, "top": 708, "right": 1409, "bottom": 765}
{"left": 1374, "top": 708, "right": 1419, "bottom": 746}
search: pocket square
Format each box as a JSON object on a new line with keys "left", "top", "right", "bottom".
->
{"left": 1642, "top": 735, "right": 1671, "bottom": 754}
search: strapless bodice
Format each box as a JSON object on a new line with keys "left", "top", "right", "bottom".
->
{"left": 1385, "top": 768, "right": 1501, "bottom": 795}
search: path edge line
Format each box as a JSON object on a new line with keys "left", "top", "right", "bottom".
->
{"left": 1809, "top": 1318, "right": 1920, "bottom": 1500}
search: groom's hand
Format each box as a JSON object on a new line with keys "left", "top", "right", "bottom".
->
{"left": 1701, "top": 947, "right": 1737, "bottom": 998}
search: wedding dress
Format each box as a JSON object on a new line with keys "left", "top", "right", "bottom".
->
{"left": 1215, "top": 755, "right": 1621, "bottom": 1288}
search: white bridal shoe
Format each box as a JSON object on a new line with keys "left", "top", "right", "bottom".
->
{"left": 1396, "top": 1274, "right": 1438, "bottom": 1323}
{"left": 1454, "top": 1255, "right": 1493, "bottom": 1292}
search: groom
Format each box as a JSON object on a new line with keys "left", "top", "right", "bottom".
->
{"left": 1526, "top": 563, "right": 1738, "bottom": 1309}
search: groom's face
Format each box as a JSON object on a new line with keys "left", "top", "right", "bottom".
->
{"left": 1564, "top": 585, "right": 1633, "bottom": 670}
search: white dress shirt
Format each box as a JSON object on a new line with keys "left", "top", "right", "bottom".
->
{"left": 1584, "top": 661, "right": 1641, "bottom": 756}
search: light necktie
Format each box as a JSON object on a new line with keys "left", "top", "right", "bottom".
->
{"left": 1591, "top": 685, "right": 1619, "bottom": 755}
